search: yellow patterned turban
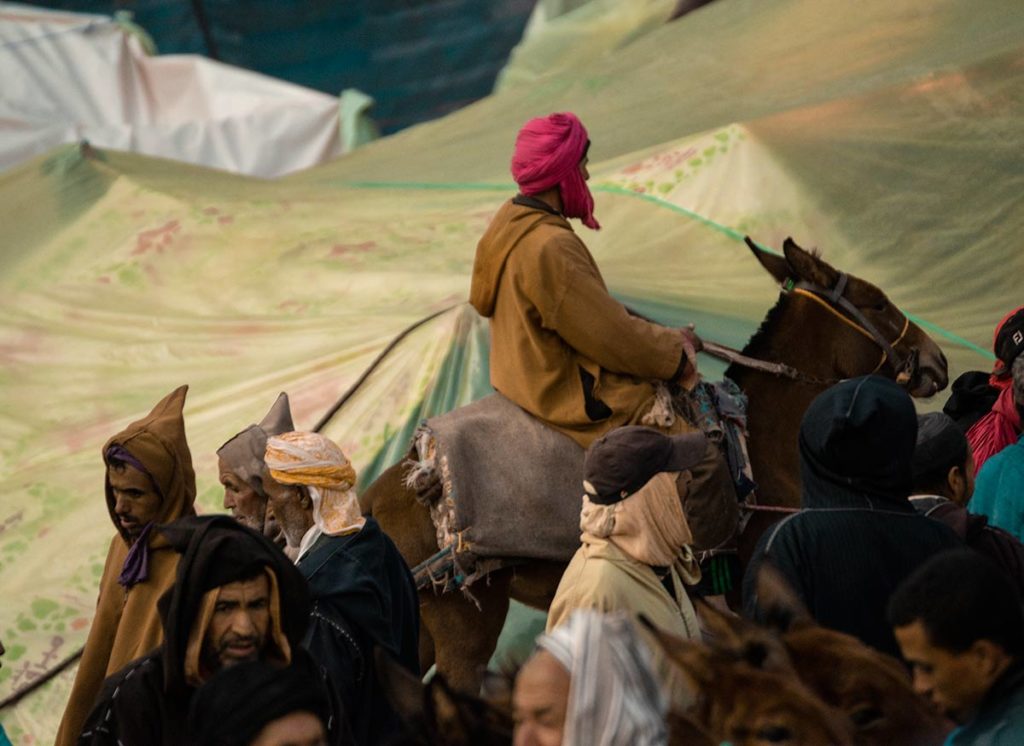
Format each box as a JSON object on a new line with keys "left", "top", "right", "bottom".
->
{"left": 265, "top": 431, "right": 364, "bottom": 554}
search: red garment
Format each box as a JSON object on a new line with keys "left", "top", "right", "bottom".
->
{"left": 968, "top": 384, "right": 1022, "bottom": 475}
{"left": 991, "top": 304, "right": 1024, "bottom": 377}
{"left": 510, "top": 112, "right": 600, "bottom": 230}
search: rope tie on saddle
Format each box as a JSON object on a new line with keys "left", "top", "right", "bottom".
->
{"left": 640, "top": 382, "right": 676, "bottom": 429}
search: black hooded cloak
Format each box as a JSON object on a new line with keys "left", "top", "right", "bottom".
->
{"left": 298, "top": 515, "right": 419, "bottom": 746}
{"left": 79, "top": 516, "right": 346, "bottom": 746}
{"left": 743, "top": 376, "right": 961, "bottom": 657}
{"left": 187, "top": 658, "right": 331, "bottom": 746}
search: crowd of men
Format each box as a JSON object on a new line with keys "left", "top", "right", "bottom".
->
{"left": 24, "top": 112, "right": 1024, "bottom": 745}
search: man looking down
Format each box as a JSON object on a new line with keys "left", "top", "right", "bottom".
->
{"left": 56, "top": 385, "right": 197, "bottom": 745}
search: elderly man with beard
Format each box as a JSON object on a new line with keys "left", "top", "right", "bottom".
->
{"left": 56, "top": 385, "right": 197, "bottom": 745}
{"left": 263, "top": 431, "right": 419, "bottom": 746}
{"left": 218, "top": 392, "right": 294, "bottom": 545}
{"left": 514, "top": 611, "right": 668, "bottom": 746}
{"left": 78, "top": 516, "right": 345, "bottom": 746}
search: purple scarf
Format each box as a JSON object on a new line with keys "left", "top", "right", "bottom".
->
{"left": 118, "top": 522, "right": 154, "bottom": 588}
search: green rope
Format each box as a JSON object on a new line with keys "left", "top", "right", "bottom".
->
{"left": 338, "top": 179, "right": 993, "bottom": 360}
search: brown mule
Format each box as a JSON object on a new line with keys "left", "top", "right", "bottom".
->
{"left": 360, "top": 237, "right": 949, "bottom": 692}
{"left": 745, "top": 567, "right": 951, "bottom": 745}
{"left": 640, "top": 614, "right": 855, "bottom": 746}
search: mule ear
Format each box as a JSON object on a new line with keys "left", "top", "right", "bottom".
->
{"left": 781, "top": 237, "right": 838, "bottom": 289}
{"left": 638, "top": 614, "right": 716, "bottom": 689}
{"left": 695, "top": 599, "right": 787, "bottom": 671}
{"left": 694, "top": 598, "right": 749, "bottom": 650}
{"left": 374, "top": 647, "right": 427, "bottom": 731}
{"left": 756, "top": 564, "right": 814, "bottom": 634}
{"left": 745, "top": 236, "right": 792, "bottom": 286}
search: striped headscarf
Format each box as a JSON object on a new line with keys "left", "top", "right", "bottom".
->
{"left": 264, "top": 431, "right": 365, "bottom": 560}
{"left": 537, "top": 610, "right": 668, "bottom": 746}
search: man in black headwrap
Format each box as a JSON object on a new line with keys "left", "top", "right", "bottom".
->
{"left": 188, "top": 659, "right": 331, "bottom": 746}
{"left": 742, "top": 376, "right": 961, "bottom": 658}
{"left": 79, "top": 516, "right": 346, "bottom": 746}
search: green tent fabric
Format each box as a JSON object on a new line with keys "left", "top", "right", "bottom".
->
{"left": 2, "top": 0, "right": 1021, "bottom": 740}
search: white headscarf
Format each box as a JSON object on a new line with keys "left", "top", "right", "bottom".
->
{"left": 264, "top": 431, "right": 365, "bottom": 561}
{"left": 536, "top": 610, "right": 668, "bottom": 746}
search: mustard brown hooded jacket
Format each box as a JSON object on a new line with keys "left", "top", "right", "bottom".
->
{"left": 470, "top": 198, "right": 686, "bottom": 448}
{"left": 56, "top": 385, "right": 197, "bottom": 745}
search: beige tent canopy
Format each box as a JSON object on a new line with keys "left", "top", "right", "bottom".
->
{"left": 1, "top": 0, "right": 1021, "bottom": 740}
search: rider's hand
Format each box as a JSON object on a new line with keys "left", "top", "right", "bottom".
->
{"left": 677, "top": 325, "right": 701, "bottom": 391}
{"left": 681, "top": 324, "right": 703, "bottom": 353}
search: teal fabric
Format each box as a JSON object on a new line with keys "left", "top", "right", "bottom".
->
{"left": 948, "top": 667, "right": 1024, "bottom": 746}
{"left": 0, "top": 723, "right": 11, "bottom": 746}
{"left": 970, "top": 435, "right": 1024, "bottom": 542}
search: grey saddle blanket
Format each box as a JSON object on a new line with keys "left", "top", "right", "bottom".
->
{"left": 407, "top": 393, "right": 585, "bottom": 566}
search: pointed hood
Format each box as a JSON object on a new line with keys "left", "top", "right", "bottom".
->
{"left": 469, "top": 199, "right": 572, "bottom": 317}
{"left": 217, "top": 392, "right": 295, "bottom": 497}
{"left": 103, "top": 385, "right": 197, "bottom": 543}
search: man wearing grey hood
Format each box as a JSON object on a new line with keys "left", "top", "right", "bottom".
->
{"left": 218, "top": 393, "right": 294, "bottom": 544}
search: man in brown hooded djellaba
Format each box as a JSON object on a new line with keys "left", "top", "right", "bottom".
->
{"left": 56, "top": 385, "right": 197, "bottom": 745}
{"left": 470, "top": 112, "right": 737, "bottom": 552}
{"left": 217, "top": 392, "right": 294, "bottom": 547}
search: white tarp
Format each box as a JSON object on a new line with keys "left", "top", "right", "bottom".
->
{"left": 0, "top": 3, "right": 352, "bottom": 177}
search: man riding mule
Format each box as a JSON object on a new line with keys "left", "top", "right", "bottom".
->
{"left": 469, "top": 111, "right": 737, "bottom": 554}
{"left": 360, "top": 114, "right": 950, "bottom": 693}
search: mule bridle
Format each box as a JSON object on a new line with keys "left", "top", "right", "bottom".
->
{"left": 788, "top": 273, "right": 918, "bottom": 384}
{"left": 703, "top": 261, "right": 920, "bottom": 389}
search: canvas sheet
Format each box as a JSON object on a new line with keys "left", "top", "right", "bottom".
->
{"left": 2, "top": 0, "right": 1022, "bottom": 741}
{"left": 0, "top": 3, "right": 350, "bottom": 177}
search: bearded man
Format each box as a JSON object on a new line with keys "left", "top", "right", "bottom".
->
{"left": 56, "top": 385, "right": 197, "bottom": 745}
{"left": 218, "top": 392, "right": 294, "bottom": 544}
{"left": 469, "top": 112, "right": 736, "bottom": 553}
{"left": 263, "top": 431, "right": 419, "bottom": 746}
{"left": 78, "top": 516, "right": 342, "bottom": 746}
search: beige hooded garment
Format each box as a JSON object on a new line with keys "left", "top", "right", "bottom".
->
{"left": 56, "top": 385, "right": 197, "bottom": 745}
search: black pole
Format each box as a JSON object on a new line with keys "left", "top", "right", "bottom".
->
{"left": 189, "top": 0, "right": 220, "bottom": 60}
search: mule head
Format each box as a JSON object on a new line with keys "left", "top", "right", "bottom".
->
{"left": 374, "top": 648, "right": 513, "bottom": 746}
{"left": 754, "top": 567, "right": 952, "bottom": 745}
{"left": 639, "top": 615, "right": 854, "bottom": 746}
{"left": 745, "top": 236, "right": 948, "bottom": 398}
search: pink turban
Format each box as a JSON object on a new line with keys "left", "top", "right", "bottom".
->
{"left": 511, "top": 112, "right": 600, "bottom": 230}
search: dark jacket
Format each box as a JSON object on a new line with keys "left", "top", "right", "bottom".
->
{"left": 910, "top": 495, "right": 1024, "bottom": 596}
{"left": 79, "top": 516, "right": 344, "bottom": 746}
{"left": 944, "top": 371, "right": 1000, "bottom": 433}
{"left": 950, "top": 663, "right": 1024, "bottom": 745}
{"left": 299, "top": 516, "right": 419, "bottom": 746}
{"left": 743, "top": 377, "right": 961, "bottom": 658}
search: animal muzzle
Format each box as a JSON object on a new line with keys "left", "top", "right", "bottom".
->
{"left": 902, "top": 347, "right": 948, "bottom": 398}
